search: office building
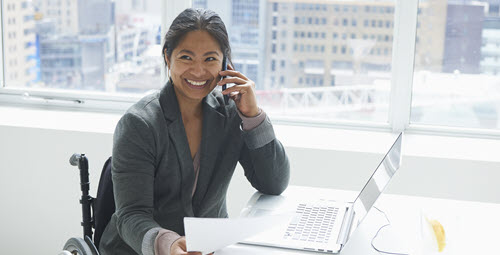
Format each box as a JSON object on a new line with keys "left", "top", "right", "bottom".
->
{"left": 414, "top": 0, "right": 448, "bottom": 72}
{"left": 32, "top": 0, "right": 79, "bottom": 35}
{"left": 34, "top": 0, "right": 159, "bottom": 92}
{"left": 3, "top": 1, "right": 38, "bottom": 87}
{"left": 38, "top": 35, "right": 110, "bottom": 90}
{"left": 264, "top": 0, "right": 449, "bottom": 89}
{"left": 480, "top": 1, "right": 500, "bottom": 75}
{"left": 35, "top": 0, "right": 114, "bottom": 90}
{"left": 481, "top": 19, "right": 500, "bottom": 75}
{"left": 265, "top": 1, "right": 395, "bottom": 89}
{"left": 230, "top": 0, "right": 262, "bottom": 87}
{"left": 442, "top": 2, "right": 485, "bottom": 74}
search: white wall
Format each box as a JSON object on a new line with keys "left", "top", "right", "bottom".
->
{"left": 0, "top": 115, "right": 499, "bottom": 254}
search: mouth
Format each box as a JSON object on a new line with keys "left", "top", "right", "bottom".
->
{"left": 184, "top": 78, "right": 210, "bottom": 89}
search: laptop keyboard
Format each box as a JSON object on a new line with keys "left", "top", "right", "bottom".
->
{"left": 283, "top": 203, "right": 339, "bottom": 244}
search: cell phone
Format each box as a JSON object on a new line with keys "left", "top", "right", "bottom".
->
{"left": 221, "top": 57, "right": 229, "bottom": 104}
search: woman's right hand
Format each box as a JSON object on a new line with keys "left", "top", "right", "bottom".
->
{"left": 170, "top": 236, "right": 207, "bottom": 255}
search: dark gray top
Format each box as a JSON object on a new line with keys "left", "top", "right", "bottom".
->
{"left": 99, "top": 81, "right": 290, "bottom": 254}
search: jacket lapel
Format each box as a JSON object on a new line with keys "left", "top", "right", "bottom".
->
{"left": 159, "top": 82, "right": 228, "bottom": 216}
{"left": 159, "top": 82, "right": 195, "bottom": 216}
{"left": 192, "top": 92, "right": 226, "bottom": 210}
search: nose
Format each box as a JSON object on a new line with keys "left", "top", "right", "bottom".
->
{"left": 190, "top": 61, "right": 206, "bottom": 77}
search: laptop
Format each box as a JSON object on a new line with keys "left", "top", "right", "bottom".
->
{"left": 240, "top": 132, "right": 403, "bottom": 253}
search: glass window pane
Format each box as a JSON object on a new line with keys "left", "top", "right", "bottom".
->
{"left": 412, "top": 0, "right": 500, "bottom": 130}
{"left": 3, "top": 0, "right": 162, "bottom": 94}
{"left": 199, "top": 0, "right": 395, "bottom": 123}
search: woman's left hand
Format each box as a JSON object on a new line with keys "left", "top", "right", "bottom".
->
{"left": 218, "top": 65, "right": 259, "bottom": 117}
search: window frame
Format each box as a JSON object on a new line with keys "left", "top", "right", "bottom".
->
{"left": 0, "top": 0, "right": 499, "bottom": 138}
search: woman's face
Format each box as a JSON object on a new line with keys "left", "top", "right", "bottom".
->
{"left": 165, "top": 30, "right": 223, "bottom": 103}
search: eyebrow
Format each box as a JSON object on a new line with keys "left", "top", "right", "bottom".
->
{"left": 177, "top": 49, "right": 220, "bottom": 57}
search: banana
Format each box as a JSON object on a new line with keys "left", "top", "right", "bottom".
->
{"left": 428, "top": 219, "right": 446, "bottom": 252}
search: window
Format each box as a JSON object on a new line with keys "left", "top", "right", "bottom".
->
{"left": 2, "top": 0, "right": 497, "bottom": 135}
{"left": 411, "top": 0, "right": 500, "bottom": 130}
{"left": 2, "top": 0, "right": 162, "bottom": 93}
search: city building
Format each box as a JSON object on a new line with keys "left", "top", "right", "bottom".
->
{"left": 3, "top": 0, "right": 38, "bottom": 87}
{"left": 35, "top": 0, "right": 114, "bottom": 90}
{"left": 481, "top": 17, "right": 500, "bottom": 75}
{"left": 414, "top": 0, "right": 448, "bottom": 73}
{"left": 32, "top": 0, "right": 79, "bottom": 35}
{"left": 38, "top": 35, "right": 109, "bottom": 90}
{"left": 264, "top": 0, "right": 448, "bottom": 89}
{"left": 115, "top": 27, "right": 149, "bottom": 62}
{"left": 480, "top": 0, "right": 500, "bottom": 75}
{"left": 230, "top": 0, "right": 263, "bottom": 88}
{"left": 442, "top": 2, "right": 485, "bottom": 74}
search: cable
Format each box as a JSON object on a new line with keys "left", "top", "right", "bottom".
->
{"left": 370, "top": 206, "right": 409, "bottom": 255}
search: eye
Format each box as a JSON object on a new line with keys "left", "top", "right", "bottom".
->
{"left": 205, "top": 57, "right": 217, "bottom": 61}
{"left": 179, "top": 55, "right": 192, "bottom": 60}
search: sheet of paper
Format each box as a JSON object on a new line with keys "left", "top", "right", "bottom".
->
{"left": 184, "top": 214, "right": 291, "bottom": 254}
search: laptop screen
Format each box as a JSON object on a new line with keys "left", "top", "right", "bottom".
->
{"left": 351, "top": 132, "right": 403, "bottom": 227}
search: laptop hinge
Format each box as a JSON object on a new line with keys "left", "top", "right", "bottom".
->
{"left": 336, "top": 205, "right": 355, "bottom": 246}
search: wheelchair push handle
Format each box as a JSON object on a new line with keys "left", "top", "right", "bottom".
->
{"left": 69, "top": 153, "right": 94, "bottom": 241}
{"left": 69, "top": 153, "right": 81, "bottom": 166}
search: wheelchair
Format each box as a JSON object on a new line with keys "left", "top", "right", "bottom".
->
{"left": 59, "top": 153, "right": 115, "bottom": 255}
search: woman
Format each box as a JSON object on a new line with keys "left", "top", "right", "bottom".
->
{"left": 99, "top": 8, "right": 290, "bottom": 255}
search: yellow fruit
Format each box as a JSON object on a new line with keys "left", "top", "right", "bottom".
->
{"left": 429, "top": 219, "right": 446, "bottom": 252}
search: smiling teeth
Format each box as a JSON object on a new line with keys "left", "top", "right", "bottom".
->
{"left": 187, "top": 79, "right": 206, "bottom": 86}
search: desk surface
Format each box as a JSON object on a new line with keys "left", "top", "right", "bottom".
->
{"left": 216, "top": 186, "right": 500, "bottom": 255}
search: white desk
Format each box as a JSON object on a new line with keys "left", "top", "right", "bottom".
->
{"left": 216, "top": 186, "right": 500, "bottom": 255}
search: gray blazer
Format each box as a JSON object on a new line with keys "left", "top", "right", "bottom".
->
{"left": 99, "top": 81, "right": 290, "bottom": 254}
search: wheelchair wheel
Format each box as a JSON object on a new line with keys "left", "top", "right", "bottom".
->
{"left": 62, "top": 237, "right": 95, "bottom": 255}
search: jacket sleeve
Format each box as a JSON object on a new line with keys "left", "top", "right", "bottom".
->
{"left": 111, "top": 112, "right": 162, "bottom": 254}
{"left": 239, "top": 115, "right": 290, "bottom": 195}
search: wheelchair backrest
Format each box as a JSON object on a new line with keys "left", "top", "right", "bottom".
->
{"left": 93, "top": 157, "right": 115, "bottom": 249}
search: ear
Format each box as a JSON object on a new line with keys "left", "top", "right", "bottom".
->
{"left": 164, "top": 48, "right": 171, "bottom": 69}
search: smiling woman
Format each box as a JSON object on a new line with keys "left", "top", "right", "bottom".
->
{"left": 98, "top": 8, "right": 290, "bottom": 255}
{"left": 165, "top": 30, "right": 223, "bottom": 102}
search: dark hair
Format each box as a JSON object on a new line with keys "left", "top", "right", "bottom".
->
{"left": 162, "top": 8, "right": 232, "bottom": 67}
